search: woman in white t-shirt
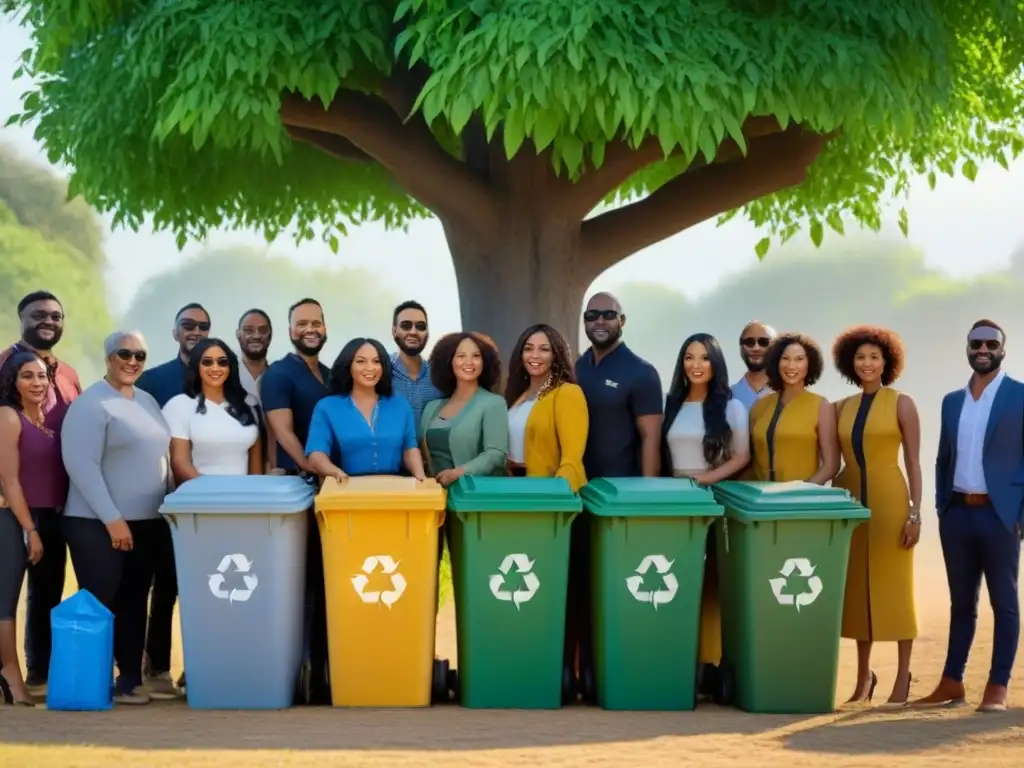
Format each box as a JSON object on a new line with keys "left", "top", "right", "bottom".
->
{"left": 163, "top": 338, "right": 261, "bottom": 481}
{"left": 659, "top": 333, "right": 750, "bottom": 700}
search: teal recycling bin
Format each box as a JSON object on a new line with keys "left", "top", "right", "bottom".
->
{"left": 160, "top": 474, "right": 314, "bottom": 709}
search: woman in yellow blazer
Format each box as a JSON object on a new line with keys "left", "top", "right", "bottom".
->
{"left": 749, "top": 332, "right": 840, "bottom": 484}
{"left": 503, "top": 324, "right": 588, "bottom": 491}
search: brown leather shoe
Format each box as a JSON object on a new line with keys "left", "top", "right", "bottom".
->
{"left": 911, "top": 676, "right": 966, "bottom": 707}
{"left": 977, "top": 683, "right": 1008, "bottom": 713}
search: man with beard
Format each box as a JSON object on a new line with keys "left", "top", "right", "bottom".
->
{"left": 236, "top": 309, "right": 274, "bottom": 470}
{"left": 571, "top": 292, "right": 663, "bottom": 702}
{"left": 732, "top": 320, "right": 777, "bottom": 411}
{"left": 914, "top": 320, "right": 1024, "bottom": 713}
{"left": 0, "top": 291, "right": 82, "bottom": 693}
{"left": 390, "top": 301, "right": 441, "bottom": 437}
{"left": 135, "top": 302, "right": 211, "bottom": 699}
{"left": 260, "top": 298, "right": 331, "bottom": 703}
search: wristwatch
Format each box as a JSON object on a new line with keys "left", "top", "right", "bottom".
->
{"left": 907, "top": 504, "right": 921, "bottom": 525}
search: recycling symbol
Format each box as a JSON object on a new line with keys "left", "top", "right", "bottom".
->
{"left": 351, "top": 555, "right": 407, "bottom": 608}
{"left": 769, "top": 558, "right": 823, "bottom": 611}
{"left": 489, "top": 553, "right": 540, "bottom": 609}
{"left": 208, "top": 553, "right": 258, "bottom": 604}
{"left": 625, "top": 554, "right": 678, "bottom": 609}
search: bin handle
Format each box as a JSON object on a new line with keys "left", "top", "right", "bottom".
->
{"left": 722, "top": 518, "right": 730, "bottom": 554}
{"left": 562, "top": 510, "right": 579, "bottom": 528}
{"left": 316, "top": 508, "right": 329, "bottom": 533}
{"left": 435, "top": 509, "right": 446, "bottom": 528}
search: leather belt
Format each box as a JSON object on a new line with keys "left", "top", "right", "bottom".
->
{"left": 952, "top": 491, "right": 990, "bottom": 507}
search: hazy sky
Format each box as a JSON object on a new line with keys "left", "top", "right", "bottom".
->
{"left": 3, "top": 19, "right": 1024, "bottom": 337}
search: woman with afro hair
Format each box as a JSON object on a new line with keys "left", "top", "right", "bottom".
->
{"left": 831, "top": 325, "right": 922, "bottom": 706}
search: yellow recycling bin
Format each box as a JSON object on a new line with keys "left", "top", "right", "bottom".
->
{"left": 316, "top": 475, "right": 446, "bottom": 707}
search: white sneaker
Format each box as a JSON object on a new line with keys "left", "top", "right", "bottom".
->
{"left": 144, "top": 672, "right": 180, "bottom": 700}
{"left": 114, "top": 686, "right": 152, "bottom": 705}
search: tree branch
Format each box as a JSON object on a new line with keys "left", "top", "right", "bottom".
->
{"left": 285, "top": 126, "right": 373, "bottom": 163}
{"left": 580, "top": 127, "right": 832, "bottom": 274}
{"left": 562, "top": 116, "right": 785, "bottom": 220}
{"left": 280, "top": 88, "right": 500, "bottom": 241}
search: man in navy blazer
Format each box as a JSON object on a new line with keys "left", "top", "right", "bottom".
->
{"left": 915, "top": 320, "right": 1023, "bottom": 712}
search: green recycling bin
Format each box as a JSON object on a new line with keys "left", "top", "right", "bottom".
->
{"left": 712, "top": 481, "right": 869, "bottom": 714}
{"left": 581, "top": 477, "right": 724, "bottom": 711}
{"left": 447, "top": 475, "right": 581, "bottom": 709}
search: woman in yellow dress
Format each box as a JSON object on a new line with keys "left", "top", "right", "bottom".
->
{"left": 749, "top": 333, "right": 840, "bottom": 484}
{"left": 832, "top": 326, "right": 921, "bottom": 705}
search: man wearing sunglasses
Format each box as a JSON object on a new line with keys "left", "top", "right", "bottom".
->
{"left": 0, "top": 291, "right": 82, "bottom": 696}
{"left": 390, "top": 300, "right": 441, "bottom": 437}
{"left": 135, "top": 301, "right": 211, "bottom": 700}
{"left": 916, "top": 319, "right": 1024, "bottom": 713}
{"left": 732, "top": 321, "right": 777, "bottom": 411}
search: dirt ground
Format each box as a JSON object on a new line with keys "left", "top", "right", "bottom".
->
{"left": 2, "top": 524, "right": 1023, "bottom": 768}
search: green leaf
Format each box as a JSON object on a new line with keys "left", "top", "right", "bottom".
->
{"left": 503, "top": 109, "right": 526, "bottom": 158}
{"left": 897, "top": 207, "right": 909, "bottom": 237}
{"left": 826, "top": 210, "right": 844, "bottom": 235}
{"left": 809, "top": 218, "right": 824, "bottom": 247}
{"left": 449, "top": 93, "right": 474, "bottom": 135}
{"left": 754, "top": 237, "right": 771, "bottom": 260}
{"left": 961, "top": 158, "right": 978, "bottom": 182}
{"left": 328, "top": 234, "right": 339, "bottom": 253}
{"left": 927, "top": 171, "right": 936, "bottom": 190}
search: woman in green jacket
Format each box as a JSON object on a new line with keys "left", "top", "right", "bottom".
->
{"left": 420, "top": 332, "right": 508, "bottom": 484}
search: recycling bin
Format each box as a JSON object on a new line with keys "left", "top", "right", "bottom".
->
{"left": 580, "top": 477, "right": 724, "bottom": 710}
{"left": 446, "top": 476, "right": 581, "bottom": 709}
{"left": 315, "top": 475, "right": 446, "bottom": 707}
{"left": 712, "top": 480, "right": 869, "bottom": 714}
{"left": 47, "top": 590, "right": 114, "bottom": 711}
{"left": 160, "top": 474, "right": 314, "bottom": 710}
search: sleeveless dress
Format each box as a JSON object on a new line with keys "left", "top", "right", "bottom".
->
{"left": 749, "top": 389, "right": 824, "bottom": 481}
{"left": 835, "top": 388, "right": 917, "bottom": 641}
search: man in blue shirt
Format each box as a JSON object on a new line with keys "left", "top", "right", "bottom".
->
{"left": 136, "top": 302, "right": 211, "bottom": 407}
{"left": 135, "top": 301, "right": 210, "bottom": 700}
{"left": 731, "top": 320, "right": 776, "bottom": 411}
{"left": 390, "top": 300, "right": 441, "bottom": 437}
{"left": 260, "top": 298, "right": 331, "bottom": 703}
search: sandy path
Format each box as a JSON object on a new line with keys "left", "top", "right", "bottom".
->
{"left": 2, "top": 524, "right": 1023, "bottom": 767}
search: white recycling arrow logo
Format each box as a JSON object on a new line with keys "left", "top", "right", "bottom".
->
{"left": 351, "top": 555, "right": 407, "bottom": 608}
{"left": 207, "top": 553, "right": 259, "bottom": 604}
{"left": 489, "top": 553, "right": 540, "bottom": 609}
{"left": 625, "top": 554, "right": 678, "bottom": 609}
{"left": 769, "top": 557, "right": 823, "bottom": 611}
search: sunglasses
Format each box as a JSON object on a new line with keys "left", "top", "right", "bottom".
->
{"left": 741, "top": 337, "right": 772, "bottom": 348}
{"left": 30, "top": 310, "right": 64, "bottom": 323}
{"left": 583, "top": 309, "right": 620, "bottom": 322}
{"left": 179, "top": 320, "right": 211, "bottom": 332}
{"left": 115, "top": 349, "right": 147, "bottom": 363}
{"left": 969, "top": 339, "right": 1001, "bottom": 351}
{"left": 200, "top": 357, "right": 230, "bottom": 368}
{"left": 398, "top": 320, "right": 427, "bottom": 332}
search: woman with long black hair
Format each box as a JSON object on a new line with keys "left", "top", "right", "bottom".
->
{"left": 660, "top": 333, "right": 750, "bottom": 696}
{"left": 162, "top": 338, "right": 262, "bottom": 480}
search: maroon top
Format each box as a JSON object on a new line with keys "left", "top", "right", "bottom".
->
{"left": 0, "top": 343, "right": 82, "bottom": 431}
{"left": 18, "top": 411, "right": 68, "bottom": 509}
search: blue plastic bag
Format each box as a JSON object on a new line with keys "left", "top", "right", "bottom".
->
{"left": 47, "top": 589, "right": 114, "bottom": 711}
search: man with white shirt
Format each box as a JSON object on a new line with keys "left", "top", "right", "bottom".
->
{"left": 236, "top": 309, "right": 273, "bottom": 469}
{"left": 731, "top": 320, "right": 776, "bottom": 410}
{"left": 915, "top": 320, "right": 1024, "bottom": 712}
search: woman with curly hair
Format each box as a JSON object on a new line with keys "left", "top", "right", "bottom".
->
{"left": 421, "top": 332, "right": 508, "bottom": 487}
{"left": 749, "top": 333, "right": 840, "bottom": 484}
{"left": 832, "top": 325, "right": 921, "bottom": 705}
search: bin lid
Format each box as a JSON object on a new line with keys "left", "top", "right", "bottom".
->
{"left": 447, "top": 476, "right": 582, "bottom": 513}
{"left": 315, "top": 475, "right": 446, "bottom": 513}
{"left": 159, "top": 475, "right": 315, "bottom": 516}
{"left": 712, "top": 480, "right": 869, "bottom": 522}
{"left": 581, "top": 477, "right": 724, "bottom": 518}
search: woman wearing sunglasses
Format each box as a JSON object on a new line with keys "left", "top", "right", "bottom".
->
{"left": 162, "top": 338, "right": 262, "bottom": 482}
{"left": 61, "top": 331, "right": 172, "bottom": 705}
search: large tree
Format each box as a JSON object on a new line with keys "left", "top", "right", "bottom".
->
{"left": 5, "top": 1, "right": 1022, "bottom": 351}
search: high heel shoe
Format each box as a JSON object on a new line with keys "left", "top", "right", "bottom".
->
{"left": 882, "top": 669, "right": 913, "bottom": 707}
{"left": 845, "top": 670, "right": 878, "bottom": 704}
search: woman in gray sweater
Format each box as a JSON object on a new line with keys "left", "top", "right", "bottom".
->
{"left": 61, "top": 330, "right": 171, "bottom": 706}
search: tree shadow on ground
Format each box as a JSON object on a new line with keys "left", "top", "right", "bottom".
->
{"left": 781, "top": 705, "right": 1024, "bottom": 755}
{"left": 1, "top": 701, "right": 812, "bottom": 751}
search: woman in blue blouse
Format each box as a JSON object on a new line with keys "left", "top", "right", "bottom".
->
{"left": 305, "top": 337, "right": 426, "bottom": 480}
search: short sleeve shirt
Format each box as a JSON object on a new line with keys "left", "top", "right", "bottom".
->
{"left": 162, "top": 394, "right": 259, "bottom": 475}
{"left": 260, "top": 354, "right": 331, "bottom": 471}
{"left": 305, "top": 394, "right": 417, "bottom": 475}
{"left": 575, "top": 343, "right": 664, "bottom": 478}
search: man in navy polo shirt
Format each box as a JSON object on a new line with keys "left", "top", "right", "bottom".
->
{"left": 260, "top": 297, "right": 331, "bottom": 702}
{"left": 569, "top": 292, "right": 664, "bottom": 702}
{"left": 135, "top": 301, "right": 210, "bottom": 699}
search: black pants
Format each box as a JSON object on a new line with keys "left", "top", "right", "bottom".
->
{"left": 563, "top": 514, "right": 593, "bottom": 681}
{"left": 23, "top": 507, "right": 67, "bottom": 681}
{"left": 305, "top": 508, "right": 328, "bottom": 671}
{"left": 144, "top": 520, "right": 177, "bottom": 675}
{"left": 63, "top": 516, "right": 165, "bottom": 692}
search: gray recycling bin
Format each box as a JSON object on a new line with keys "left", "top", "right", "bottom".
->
{"left": 160, "top": 474, "right": 314, "bottom": 709}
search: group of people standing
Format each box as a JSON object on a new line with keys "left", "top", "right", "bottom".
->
{"left": 0, "top": 289, "right": 1019, "bottom": 715}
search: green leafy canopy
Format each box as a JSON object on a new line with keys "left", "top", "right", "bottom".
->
{"left": 5, "top": 0, "right": 1024, "bottom": 254}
